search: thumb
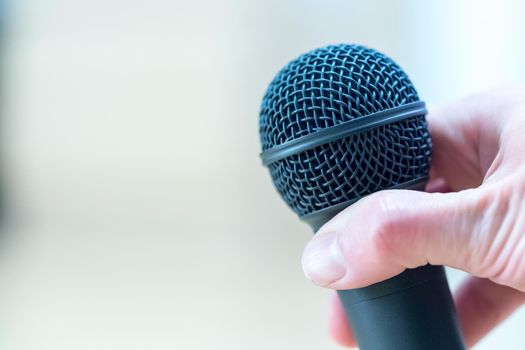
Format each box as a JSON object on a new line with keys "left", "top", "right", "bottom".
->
{"left": 301, "top": 188, "right": 490, "bottom": 289}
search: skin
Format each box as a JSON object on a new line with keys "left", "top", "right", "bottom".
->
{"left": 301, "top": 87, "right": 525, "bottom": 349}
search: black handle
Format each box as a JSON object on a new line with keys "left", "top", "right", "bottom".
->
{"left": 337, "top": 265, "right": 465, "bottom": 350}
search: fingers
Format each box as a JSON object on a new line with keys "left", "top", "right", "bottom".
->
{"left": 301, "top": 88, "right": 525, "bottom": 290}
{"left": 427, "top": 102, "right": 484, "bottom": 191}
{"left": 302, "top": 188, "right": 490, "bottom": 289}
{"left": 328, "top": 293, "right": 356, "bottom": 348}
{"left": 425, "top": 177, "right": 453, "bottom": 193}
{"left": 427, "top": 87, "right": 525, "bottom": 190}
{"left": 455, "top": 277, "right": 525, "bottom": 348}
{"left": 319, "top": 87, "right": 525, "bottom": 346}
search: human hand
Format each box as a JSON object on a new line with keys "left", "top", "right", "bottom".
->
{"left": 301, "top": 87, "right": 525, "bottom": 348}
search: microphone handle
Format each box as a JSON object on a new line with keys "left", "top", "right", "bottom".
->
{"left": 338, "top": 264, "right": 465, "bottom": 350}
{"left": 303, "top": 182, "right": 465, "bottom": 348}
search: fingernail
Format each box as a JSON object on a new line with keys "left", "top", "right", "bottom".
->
{"left": 302, "top": 231, "right": 346, "bottom": 287}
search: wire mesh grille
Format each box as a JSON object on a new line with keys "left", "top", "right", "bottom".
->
{"left": 259, "top": 44, "right": 432, "bottom": 216}
{"left": 260, "top": 44, "right": 420, "bottom": 151}
{"left": 267, "top": 117, "right": 431, "bottom": 216}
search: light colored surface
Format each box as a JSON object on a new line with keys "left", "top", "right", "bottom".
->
{"left": 0, "top": 0, "right": 524, "bottom": 349}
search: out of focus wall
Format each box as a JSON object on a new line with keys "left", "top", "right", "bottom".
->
{"left": 0, "top": 1, "right": 524, "bottom": 349}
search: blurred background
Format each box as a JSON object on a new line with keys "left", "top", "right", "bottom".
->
{"left": 1, "top": 0, "right": 525, "bottom": 349}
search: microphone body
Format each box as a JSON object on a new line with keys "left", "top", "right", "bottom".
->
{"left": 339, "top": 265, "right": 461, "bottom": 350}
{"left": 259, "top": 44, "right": 465, "bottom": 349}
{"left": 307, "top": 186, "right": 463, "bottom": 350}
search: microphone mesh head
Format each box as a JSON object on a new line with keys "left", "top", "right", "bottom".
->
{"left": 259, "top": 44, "right": 431, "bottom": 217}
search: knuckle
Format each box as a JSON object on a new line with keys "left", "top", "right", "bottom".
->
{"left": 469, "top": 186, "right": 505, "bottom": 275}
{"left": 474, "top": 177, "right": 525, "bottom": 287}
{"left": 366, "top": 192, "right": 400, "bottom": 260}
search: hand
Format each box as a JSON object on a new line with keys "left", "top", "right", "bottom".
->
{"left": 301, "top": 87, "right": 525, "bottom": 348}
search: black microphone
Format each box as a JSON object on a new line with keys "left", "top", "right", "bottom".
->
{"left": 259, "top": 44, "right": 465, "bottom": 350}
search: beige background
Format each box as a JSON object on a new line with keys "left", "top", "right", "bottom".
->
{"left": 1, "top": 0, "right": 525, "bottom": 349}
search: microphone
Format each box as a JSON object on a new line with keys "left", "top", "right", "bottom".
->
{"left": 259, "top": 44, "right": 465, "bottom": 350}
